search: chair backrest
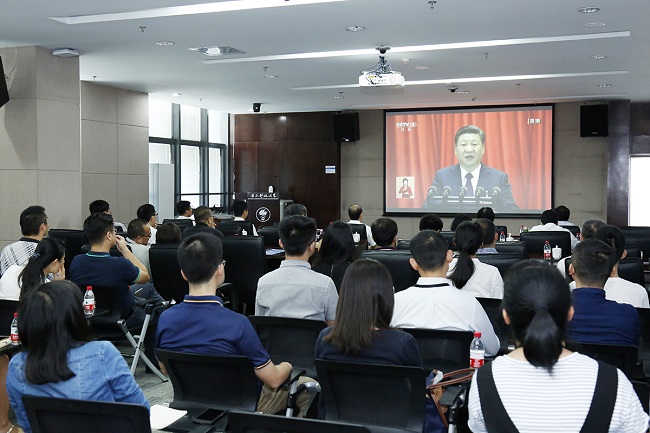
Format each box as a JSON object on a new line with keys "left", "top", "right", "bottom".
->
{"left": 618, "top": 257, "right": 645, "bottom": 287}
{"left": 79, "top": 244, "right": 125, "bottom": 257}
{"left": 564, "top": 225, "right": 581, "bottom": 237}
{"left": 228, "top": 411, "right": 372, "bottom": 433}
{"left": 79, "top": 285, "right": 131, "bottom": 325}
{"left": 258, "top": 226, "right": 281, "bottom": 248}
{"left": 495, "top": 240, "right": 528, "bottom": 258}
{"left": 476, "top": 297, "right": 511, "bottom": 354}
{"left": 494, "top": 225, "right": 508, "bottom": 239}
{"left": 631, "top": 381, "right": 650, "bottom": 414}
{"left": 348, "top": 223, "right": 368, "bottom": 242}
{"left": 249, "top": 316, "right": 326, "bottom": 379}
{"left": 440, "top": 231, "right": 456, "bottom": 250}
{"left": 47, "top": 229, "right": 84, "bottom": 276}
{"left": 162, "top": 218, "right": 193, "bottom": 232}
{"left": 221, "top": 236, "right": 268, "bottom": 315}
{"left": 636, "top": 307, "right": 650, "bottom": 365}
{"left": 315, "top": 360, "right": 426, "bottom": 433}
{"left": 149, "top": 243, "right": 188, "bottom": 303}
{"left": 359, "top": 250, "right": 419, "bottom": 293}
{"left": 0, "top": 300, "right": 18, "bottom": 336}
{"left": 520, "top": 231, "right": 572, "bottom": 258}
{"left": 400, "top": 328, "right": 473, "bottom": 371}
{"left": 218, "top": 225, "right": 244, "bottom": 237}
{"left": 575, "top": 343, "right": 638, "bottom": 380}
{"left": 625, "top": 243, "right": 642, "bottom": 258}
{"left": 476, "top": 253, "right": 523, "bottom": 277}
{"left": 156, "top": 349, "right": 259, "bottom": 411}
{"left": 220, "top": 220, "right": 255, "bottom": 236}
{"left": 396, "top": 239, "right": 410, "bottom": 250}
{"left": 620, "top": 227, "right": 650, "bottom": 260}
{"left": 22, "top": 396, "right": 151, "bottom": 433}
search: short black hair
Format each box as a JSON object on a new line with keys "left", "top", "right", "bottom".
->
{"left": 137, "top": 204, "right": 156, "bottom": 222}
{"left": 475, "top": 218, "right": 496, "bottom": 246}
{"left": 571, "top": 239, "right": 616, "bottom": 287}
{"left": 410, "top": 230, "right": 449, "bottom": 272}
{"left": 193, "top": 206, "right": 212, "bottom": 224}
{"left": 581, "top": 219, "right": 606, "bottom": 240}
{"left": 540, "top": 209, "right": 559, "bottom": 225}
{"left": 450, "top": 213, "right": 472, "bottom": 231}
{"left": 371, "top": 218, "right": 398, "bottom": 248}
{"left": 127, "top": 218, "right": 149, "bottom": 239}
{"left": 176, "top": 200, "right": 192, "bottom": 216}
{"left": 232, "top": 200, "right": 248, "bottom": 217}
{"left": 20, "top": 205, "right": 47, "bottom": 236}
{"left": 594, "top": 225, "right": 626, "bottom": 262}
{"left": 476, "top": 207, "right": 495, "bottom": 222}
{"left": 454, "top": 125, "right": 485, "bottom": 145}
{"left": 89, "top": 200, "right": 110, "bottom": 214}
{"left": 83, "top": 213, "right": 114, "bottom": 245}
{"left": 279, "top": 216, "right": 317, "bottom": 256}
{"left": 156, "top": 223, "right": 181, "bottom": 244}
{"left": 554, "top": 205, "right": 570, "bottom": 221}
{"left": 285, "top": 203, "right": 308, "bottom": 217}
{"left": 178, "top": 233, "right": 223, "bottom": 285}
{"left": 419, "top": 214, "right": 443, "bottom": 231}
{"left": 347, "top": 205, "right": 362, "bottom": 220}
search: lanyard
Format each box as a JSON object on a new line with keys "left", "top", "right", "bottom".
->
{"left": 414, "top": 283, "right": 450, "bottom": 288}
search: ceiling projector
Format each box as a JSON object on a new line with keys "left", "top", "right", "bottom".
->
{"left": 359, "top": 72, "right": 405, "bottom": 87}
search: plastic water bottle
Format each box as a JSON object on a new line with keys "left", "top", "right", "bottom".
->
{"left": 10, "top": 313, "right": 19, "bottom": 346}
{"left": 469, "top": 331, "right": 485, "bottom": 368}
{"left": 499, "top": 231, "right": 506, "bottom": 242}
{"left": 241, "top": 229, "right": 248, "bottom": 236}
{"left": 84, "top": 286, "right": 95, "bottom": 318}
{"left": 543, "top": 240, "right": 552, "bottom": 260}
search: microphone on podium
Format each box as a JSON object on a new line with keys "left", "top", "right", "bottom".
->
{"left": 442, "top": 186, "right": 451, "bottom": 203}
{"left": 475, "top": 186, "right": 485, "bottom": 198}
{"left": 491, "top": 186, "right": 501, "bottom": 198}
{"left": 458, "top": 186, "right": 468, "bottom": 202}
{"left": 427, "top": 186, "right": 438, "bottom": 198}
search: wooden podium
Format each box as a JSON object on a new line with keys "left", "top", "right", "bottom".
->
{"left": 235, "top": 192, "right": 293, "bottom": 227}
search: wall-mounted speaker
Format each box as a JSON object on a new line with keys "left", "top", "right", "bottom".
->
{"left": 253, "top": 103, "right": 261, "bottom": 113}
{"left": 580, "top": 104, "right": 608, "bottom": 137}
{"left": 333, "top": 112, "right": 360, "bottom": 142}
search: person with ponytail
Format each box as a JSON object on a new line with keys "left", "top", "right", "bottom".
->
{"left": 447, "top": 221, "right": 503, "bottom": 298}
{"left": 468, "top": 260, "right": 648, "bottom": 433}
{"left": 0, "top": 238, "right": 65, "bottom": 301}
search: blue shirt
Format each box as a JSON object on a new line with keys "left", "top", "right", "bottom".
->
{"left": 567, "top": 287, "right": 639, "bottom": 347}
{"left": 156, "top": 294, "right": 271, "bottom": 369}
{"left": 69, "top": 252, "right": 141, "bottom": 313}
{"left": 7, "top": 341, "right": 149, "bottom": 433}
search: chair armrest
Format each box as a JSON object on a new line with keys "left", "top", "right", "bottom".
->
{"left": 281, "top": 368, "right": 306, "bottom": 389}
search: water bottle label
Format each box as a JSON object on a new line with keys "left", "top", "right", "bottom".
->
{"left": 83, "top": 300, "right": 95, "bottom": 312}
{"left": 470, "top": 350, "right": 484, "bottom": 368}
{"left": 10, "top": 331, "right": 19, "bottom": 345}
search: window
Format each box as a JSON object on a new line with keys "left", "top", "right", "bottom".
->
{"left": 149, "top": 101, "right": 229, "bottom": 209}
{"left": 630, "top": 156, "right": 650, "bottom": 225}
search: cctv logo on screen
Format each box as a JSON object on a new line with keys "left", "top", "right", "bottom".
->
{"left": 396, "top": 122, "right": 417, "bottom": 131}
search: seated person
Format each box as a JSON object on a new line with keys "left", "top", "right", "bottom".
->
{"left": 555, "top": 205, "right": 575, "bottom": 226}
{"left": 311, "top": 221, "right": 355, "bottom": 292}
{"left": 89, "top": 199, "right": 126, "bottom": 232}
{"left": 285, "top": 203, "right": 308, "bottom": 217}
{"left": 156, "top": 233, "right": 313, "bottom": 415}
{"left": 232, "top": 200, "right": 258, "bottom": 236}
{"left": 125, "top": 218, "right": 153, "bottom": 278}
{"left": 256, "top": 216, "right": 338, "bottom": 326}
{"left": 419, "top": 214, "right": 443, "bottom": 232}
{"left": 136, "top": 203, "right": 158, "bottom": 244}
{"left": 391, "top": 230, "right": 500, "bottom": 356}
{"left": 448, "top": 221, "right": 503, "bottom": 299}
{"left": 530, "top": 209, "right": 578, "bottom": 251}
{"left": 369, "top": 217, "right": 398, "bottom": 250}
{"left": 0, "top": 205, "right": 48, "bottom": 276}
{"left": 566, "top": 239, "right": 639, "bottom": 346}
{"left": 347, "top": 204, "right": 376, "bottom": 247}
{"left": 476, "top": 206, "right": 495, "bottom": 222}
{"left": 557, "top": 218, "right": 605, "bottom": 278}
{"left": 155, "top": 222, "right": 182, "bottom": 244}
{"left": 450, "top": 213, "right": 472, "bottom": 231}
{"left": 180, "top": 206, "right": 224, "bottom": 240}
{"left": 468, "top": 261, "right": 647, "bottom": 432}
{"left": 176, "top": 200, "right": 194, "bottom": 222}
{"left": 475, "top": 218, "right": 498, "bottom": 254}
{"left": 7, "top": 281, "right": 149, "bottom": 433}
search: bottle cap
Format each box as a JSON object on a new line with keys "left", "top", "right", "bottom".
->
{"left": 86, "top": 286, "right": 92, "bottom": 290}
{"left": 13, "top": 313, "right": 17, "bottom": 318}
{"left": 473, "top": 331, "right": 481, "bottom": 338}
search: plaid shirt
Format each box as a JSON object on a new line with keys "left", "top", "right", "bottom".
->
{"left": 0, "top": 238, "right": 38, "bottom": 276}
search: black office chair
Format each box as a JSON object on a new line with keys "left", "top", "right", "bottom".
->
{"left": 631, "top": 381, "right": 650, "bottom": 414}
{"left": 79, "top": 244, "right": 126, "bottom": 257}
{"left": 47, "top": 229, "right": 84, "bottom": 276}
{"left": 22, "top": 396, "right": 151, "bottom": 433}
{"left": 495, "top": 240, "right": 528, "bottom": 258}
{"left": 396, "top": 239, "right": 410, "bottom": 250}
{"left": 477, "top": 297, "right": 512, "bottom": 355}
{"left": 564, "top": 225, "right": 581, "bottom": 237}
{"left": 148, "top": 243, "right": 187, "bottom": 303}
{"left": 220, "top": 220, "right": 256, "bottom": 236}
{"left": 621, "top": 227, "right": 650, "bottom": 261}
{"left": 221, "top": 236, "right": 268, "bottom": 315}
{"left": 315, "top": 360, "right": 426, "bottom": 433}
{"left": 259, "top": 226, "right": 281, "bottom": 248}
{"left": 400, "top": 328, "right": 473, "bottom": 372}
{"left": 219, "top": 225, "right": 244, "bottom": 237}
{"left": 626, "top": 243, "right": 642, "bottom": 259}
{"left": 359, "top": 250, "right": 419, "bottom": 293}
{"left": 476, "top": 253, "right": 523, "bottom": 277}
{"left": 636, "top": 308, "right": 650, "bottom": 376}
{"left": 249, "top": 316, "right": 326, "bottom": 379}
{"left": 228, "top": 411, "right": 372, "bottom": 433}
{"left": 0, "top": 300, "right": 18, "bottom": 337}
{"left": 520, "top": 231, "right": 572, "bottom": 258}
{"left": 494, "top": 225, "right": 508, "bottom": 239}
{"left": 348, "top": 223, "right": 368, "bottom": 244}
{"left": 440, "top": 231, "right": 456, "bottom": 251}
{"left": 618, "top": 257, "right": 645, "bottom": 287}
{"left": 162, "top": 218, "right": 194, "bottom": 232}
{"left": 572, "top": 342, "right": 638, "bottom": 380}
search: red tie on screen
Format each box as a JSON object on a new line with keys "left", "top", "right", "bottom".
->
{"left": 465, "top": 173, "right": 474, "bottom": 196}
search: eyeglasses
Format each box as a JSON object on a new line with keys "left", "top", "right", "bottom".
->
{"left": 220, "top": 260, "right": 226, "bottom": 268}
{"left": 139, "top": 233, "right": 152, "bottom": 238}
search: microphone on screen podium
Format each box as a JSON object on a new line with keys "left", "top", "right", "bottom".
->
{"left": 491, "top": 186, "right": 501, "bottom": 198}
{"left": 426, "top": 186, "right": 438, "bottom": 198}
{"left": 458, "top": 186, "right": 468, "bottom": 202}
{"left": 475, "top": 186, "right": 486, "bottom": 203}
{"left": 442, "top": 186, "right": 451, "bottom": 204}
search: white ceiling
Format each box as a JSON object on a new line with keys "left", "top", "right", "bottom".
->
{"left": 1, "top": 0, "right": 649, "bottom": 114}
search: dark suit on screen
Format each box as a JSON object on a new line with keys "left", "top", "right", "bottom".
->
{"left": 428, "top": 164, "right": 518, "bottom": 210}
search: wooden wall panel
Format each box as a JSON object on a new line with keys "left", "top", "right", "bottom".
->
{"left": 607, "top": 101, "right": 631, "bottom": 227}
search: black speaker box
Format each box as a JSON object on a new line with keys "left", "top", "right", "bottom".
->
{"left": 580, "top": 105, "right": 608, "bottom": 137}
{"left": 333, "top": 112, "right": 360, "bottom": 142}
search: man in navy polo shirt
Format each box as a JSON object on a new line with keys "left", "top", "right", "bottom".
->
{"left": 156, "top": 233, "right": 313, "bottom": 415}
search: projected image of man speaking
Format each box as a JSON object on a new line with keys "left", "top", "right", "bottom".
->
{"left": 424, "top": 125, "right": 518, "bottom": 210}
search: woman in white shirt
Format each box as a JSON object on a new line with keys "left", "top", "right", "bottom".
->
{"left": 468, "top": 260, "right": 648, "bottom": 433}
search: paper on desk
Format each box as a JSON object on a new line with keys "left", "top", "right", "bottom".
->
{"left": 150, "top": 404, "right": 187, "bottom": 430}
{"left": 265, "top": 248, "right": 284, "bottom": 256}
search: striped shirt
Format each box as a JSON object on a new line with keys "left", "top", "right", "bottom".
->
{"left": 468, "top": 353, "right": 648, "bottom": 433}
{"left": 0, "top": 238, "right": 38, "bottom": 276}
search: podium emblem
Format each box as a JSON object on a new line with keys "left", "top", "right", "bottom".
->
{"left": 256, "top": 207, "right": 271, "bottom": 222}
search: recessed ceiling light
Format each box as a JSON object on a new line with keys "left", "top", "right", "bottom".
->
{"left": 584, "top": 22, "right": 606, "bottom": 28}
{"left": 591, "top": 55, "right": 607, "bottom": 60}
{"left": 156, "top": 41, "right": 174, "bottom": 46}
{"left": 456, "top": 90, "right": 469, "bottom": 94}
{"left": 190, "top": 46, "right": 245, "bottom": 56}
{"left": 597, "top": 83, "right": 611, "bottom": 88}
{"left": 346, "top": 26, "right": 365, "bottom": 32}
{"left": 334, "top": 92, "right": 344, "bottom": 99}
{"left": 578, "top": 7, "right": 600, "bottom": 13}
{"left": 171, "top": 92, "right": 182, "bottom": 96}
{"left": 414, "top": 65, "right": 430, "bottom": 70}
{"left": 264, "top": 75, "right": 278, "bottom": 79}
